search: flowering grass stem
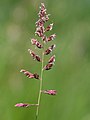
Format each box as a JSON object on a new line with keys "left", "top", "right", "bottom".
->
{"left": 36, "top": 46, "right": 44, "bottom": 120}
{"left": 15, "top": 3, "right": 57, "bottom": 120}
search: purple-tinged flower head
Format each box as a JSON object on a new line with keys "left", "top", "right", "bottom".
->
{"left": 31, "top": 38, "right": 43, "bottom": 49}
{"left": 38, "top": 3, "right": 50, "bottom": 23}
{"left": 44, "top": 44, "right": 56, "bottom": 55}
{"left": 20, "top": 69, "right": 40, "bottom": 80}
{"left": 28, "top": 49, "right": 41, "bottom": 62}
{"left": 38, "top": 3, "right": 46, "bottom": 18}
{"left": 35, "top": 3, "right": 51, "bottom": 40}
{"left": 35, "top": 3, "right": 46, "bottom": 37}
{"left": 35, "top": 3, "right": 56, "bottom": 44}
{"left": 41, "top": 90, "right": 57, "bottom": 95}
{"left": 15, "top": 103, "right": 39, "bottom": 107}
{"left": 15, "top": 3, "right": 57, "bottom": 114}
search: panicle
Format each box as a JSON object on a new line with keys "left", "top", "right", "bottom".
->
{"left": 35, "top": 3, "right": 50, "bottom": 39}
{"left": 15, "top": 3, "right": 57, "bottom": 111}
{"left": 39, "top": 3, "right": 46, "bottom": 18}
{"left": 38, "top": 3, "right": 50, "bottom": 23}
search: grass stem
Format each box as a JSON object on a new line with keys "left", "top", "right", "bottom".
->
{"left": 36, "top": 46, "right": 44, "bottom": 120}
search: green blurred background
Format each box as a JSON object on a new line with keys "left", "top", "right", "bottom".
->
{"left": 0, "top": 0, "right": 90, "bottom": 120}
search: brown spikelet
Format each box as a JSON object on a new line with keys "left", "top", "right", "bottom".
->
{"left": 41, "top": 90, "right": 57, "bottom": 95}
{"left": 45, "top": 23, "right": 53, "bottom": 32}
{"left": 43, "top": 63, "right": 53, "bottom": 70}
{"left": 46, "top": 34, "right": 56, "bottom": 42}
{"left": 28, "top": 49, "right": 41, "bottom": 62}
{"left": 44, "top": 45, "right": 56, "bottom": 55}
{"left": 31, "top": 38, "right": 43, "bottom": 48}
{"left": 48, "top": 55, "right": 55, "bottom": 63}
{"left": 20, "top": 69, "right": 40, "bottom": 80}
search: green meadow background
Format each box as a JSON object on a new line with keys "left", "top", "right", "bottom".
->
{"left": 0, "top": 0, "right": 90, "bottom": 120}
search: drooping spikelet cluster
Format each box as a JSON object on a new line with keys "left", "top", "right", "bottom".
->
{"left": 15, "top": 3, "right": 57, "bottom": 109}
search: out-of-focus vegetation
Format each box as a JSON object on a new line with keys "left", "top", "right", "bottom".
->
{"left": 0, "top": 0, "right": 90, "bottom": 120}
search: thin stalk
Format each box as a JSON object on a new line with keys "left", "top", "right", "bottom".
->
{"left": 36, "top": 46, "right": 44, "bottom": 120}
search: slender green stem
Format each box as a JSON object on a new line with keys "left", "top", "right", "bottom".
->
{"left": 36, "top": 47, "right": 44, "bottom": 120}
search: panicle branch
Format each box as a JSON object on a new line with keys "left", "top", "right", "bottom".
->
{"left": 28, "top": 49, "right": 41, "bottom": 62}
{"left": 44, "top": 44, "right": 56, "bottom": 55}
{"left": 31, "top": 38, "right": 43, "bottom": 48}
{"left": 41, "top": 90, "right": 57, "bottom": 95}
{"left": 20, "top": 69, "right": 40, "bottom": 80}
{"left": 43, "top": 55, "right": 55, "bottom": 70}
{"left": 15, "top": 103, "right": 39, "bottom": 107}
